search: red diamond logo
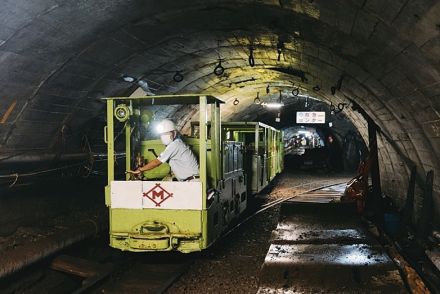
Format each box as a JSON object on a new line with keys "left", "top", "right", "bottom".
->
{"left": 143, "top": 183, "right": 173, "bottom": 207}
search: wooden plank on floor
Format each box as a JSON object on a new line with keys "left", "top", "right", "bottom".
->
{"left": 50, "top": 255, "right": 107, "bottom": 278}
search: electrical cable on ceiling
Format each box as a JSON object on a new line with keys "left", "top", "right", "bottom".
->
{"left": 0, "top": 161, "right": 88, "bottom": 179}
{"left": 330, "top": 102, "right": 336, "bottom": 114}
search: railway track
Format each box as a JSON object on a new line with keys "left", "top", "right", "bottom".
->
{"left": 0, "top": 244, "right": 192, "bottom": 294}
{"left": 0, "top": 179, "right": 350, "bottom": 294}
{"left": 222, "top": 179, "right": 348, "bottom": 239}
{"left": 257, "top": 184, "right": 409, "bottom": 293}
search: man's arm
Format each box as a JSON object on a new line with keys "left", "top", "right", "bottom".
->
{"left": 127, "top": 158, "right": 162, "bottom": 175}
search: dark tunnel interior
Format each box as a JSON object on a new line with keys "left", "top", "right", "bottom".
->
{"left": 0, "top": 0, "right": 438, "bottom": 235}
{"left": 0, "top": 0, "right": 440, "bottom": 290}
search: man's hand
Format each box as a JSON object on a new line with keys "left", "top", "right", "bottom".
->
{"left": 126, "top": 169, "right": 142, "bottom": 175}
{"left": 126, "top": 159, "right": 162, "bottom": 176}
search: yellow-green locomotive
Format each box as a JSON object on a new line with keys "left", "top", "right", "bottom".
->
{"left": 104, "top": 94, "right": 283, "bottom": 253}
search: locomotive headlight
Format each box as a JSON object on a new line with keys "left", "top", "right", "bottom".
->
{"left": 114, "top": 104, "right": 130, "bottom": 122}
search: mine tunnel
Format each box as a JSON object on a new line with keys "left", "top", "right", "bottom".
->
{"left": 0, "top": 1, "right": 439, "bottom": 293}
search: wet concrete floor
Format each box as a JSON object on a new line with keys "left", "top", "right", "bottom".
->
{"left": 258, "top": 185, "right": 407, "bottom": 293}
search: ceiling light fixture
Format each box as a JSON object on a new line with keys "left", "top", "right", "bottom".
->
{"left": 262, "top": 102, "right": 284, "bottom": 109}
{"left": 254, "top": 92, "right": 261, "bottom": 104}
{"left": 276, "top": 40, "right": 284, "bottom": 62}
{"left": 173, "top": 71, "right": 184, "bottom": 82}
{"left": 121, "top": 74, "right": 155, "bottom": 95}
{"left": 292, "top": 87, "right": 299, "bottom": 96}
{"left": 330, "top": 102, "right": 336, "bottom": 114}
{"left": 262, "top": 90, "right": 284, "bottom": 109}
{"left": 214, "top": 58, "right": 225, "bottom": 76}
{"left": 121, "top": 75, "right": 136, "bottom": 83}
{"left": 233, "top": 98, "right": 240, "bottom": 105}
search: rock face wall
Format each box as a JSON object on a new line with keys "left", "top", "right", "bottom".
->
{"left": 0, "top": 1, "right": 439, "bottom": 226}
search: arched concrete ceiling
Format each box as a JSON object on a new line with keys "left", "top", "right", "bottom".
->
{"left": 0, "top": 0, "right": 439, "bottom": 216}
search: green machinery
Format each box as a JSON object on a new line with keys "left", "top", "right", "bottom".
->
{"left": 191, "top": 121, "right": 284, "bottom": 194}
{"left": 104, "top": 94, "right": 247, "bottom": 253}
{"left": 220, "top": 122, "right": 284, "bottom": 194}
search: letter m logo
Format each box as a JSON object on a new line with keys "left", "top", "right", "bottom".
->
{"left": 143, "top": 183, "right": 173, "bottom": 207}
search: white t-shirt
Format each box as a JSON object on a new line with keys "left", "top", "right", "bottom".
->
{"left": 157, "top": 138, "right": 199, "bottom": 181}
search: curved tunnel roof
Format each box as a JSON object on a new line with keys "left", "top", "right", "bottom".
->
{"left": 0, "top": 1, "right": 439, "bottom": 213}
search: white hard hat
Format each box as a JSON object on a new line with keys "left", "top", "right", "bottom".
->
{"left": 156, "top": 119, "right": 176, "bottom": 134}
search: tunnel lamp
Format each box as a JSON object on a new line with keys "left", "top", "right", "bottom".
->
{"left": 276, "top": 40, "right": 284, "bottom": 62}
{"left": 262, "top": 102, "right": 284, "bottom": 109}
{"left": 329, "top": 122, "right": 333, "bottom": 127}
{"left": 263, "top": 90, "right": 284, "bottom": 109}
{"left": 254, "top": 92, "right": 261, "bottom": 104}
{"left": 173, "top": 71, "right": 184, "bottom": 82}
{"left": 297, "top": 131, "right": 310, "bottom": 135}
{"left": 121, "top": 75, "right": 136, "bottom": 83}
{"left": 330, "top": 103, "right": 336, "bottom": 114}
{"left": 233, "top": 98, "right": 240, "bottom": 105}
{"left": 292, "top": 87, "right": 299, "bottom": 96}
{"left": 214, "top": 59, "right": 225, "bottom": 76}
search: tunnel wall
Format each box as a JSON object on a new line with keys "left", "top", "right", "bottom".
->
{"left": 0, "top": 1, "right": 439, "bottom": 229}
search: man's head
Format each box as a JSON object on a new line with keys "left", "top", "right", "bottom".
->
{"left": 157, "top": 119, "right": 177, "bottom": 145}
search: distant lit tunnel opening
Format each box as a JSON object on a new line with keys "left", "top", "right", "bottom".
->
{"left": 283, "top": 125, "right": 367, "bottom": 173}
{"left": 247, "top": 93, "right": 367, "bottom": 174}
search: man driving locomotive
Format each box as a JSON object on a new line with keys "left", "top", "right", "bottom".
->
{"left": 127, "top": 119, "right": 200, "bottom": 181}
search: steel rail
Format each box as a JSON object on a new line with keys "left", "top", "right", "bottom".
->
{"left": 222, "top": 180, "right": 347, "bottom": 239}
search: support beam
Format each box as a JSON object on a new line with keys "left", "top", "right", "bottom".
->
{"left": 367, "top": 117, "right": 382, "bottom": 202}
{"left": 401, "top": 166, "right": 417, "bottom": 227}
{"left": 418, "top": 170, "right": 434, "bottom": 239}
